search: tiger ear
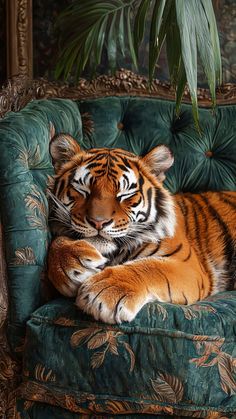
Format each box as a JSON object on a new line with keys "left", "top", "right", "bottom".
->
{"left": 142, "top": 145, "right": 174, "bottom": 182}
{"left": 50, "top": 134, "right": 81, "bottom": 171}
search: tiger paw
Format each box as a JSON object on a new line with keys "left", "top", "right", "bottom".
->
{"left": 75, "top": 265, "right": 150, "bottom": 324}
{"left": 48, "top": 237, "right": 107, "bottom": 297}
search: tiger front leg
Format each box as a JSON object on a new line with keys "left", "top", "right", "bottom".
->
{"left": 76, "top": 258, "right": 207, "bottom": 324}
{"left": 48, "top": 237, "right": 107, "bottom": 297}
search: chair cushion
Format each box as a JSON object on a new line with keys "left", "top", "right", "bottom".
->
{"left": 19, "top": 291, "right": 236, "bottom": 417}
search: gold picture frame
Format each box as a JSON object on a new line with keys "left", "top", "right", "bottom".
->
{"left": 6, "top": 0, "right": 32, "bottom": 79}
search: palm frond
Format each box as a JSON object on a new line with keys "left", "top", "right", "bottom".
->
{"left": 55, "top": 0, "right": 222, "bottom": 127}
{"left": 55, "top": 0, "right": 136, "bottom": 81}
{"left": 149, "top": 0, "right": 168, "bottom": 81}
{"left": 175, "top": 0, "right": 198, "bottom": 127}
{"left": 133, "top": 0, "right": 151, "bottom": 57}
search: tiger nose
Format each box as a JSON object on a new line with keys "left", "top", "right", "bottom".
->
{"left": 87, "top": 216, "right": 112, "bottom": 230}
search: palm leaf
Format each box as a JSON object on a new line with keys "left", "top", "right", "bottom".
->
{"left": 166, "top": 4, "right": 181, "bottom": 86}
{"left": 165, "top": 5, "right": 187, "bottom": 116}
{"left": 55, "top": 0, "right": 136, "bottom": 80}
{"left": 204, "top": 1, "right": 222, "bottom": 85}
{"left": 194, "top": 0, "right": 222, "bottom": 107}
{"left": 133, "top": 0, "right": 151, "bottom": 56}
{"left": 176, "top": 0, "right": 200, "bottom": 127}
{"left": 175, "top": 58, "right": 187, "bottom": 117}
{"left": 55, "top": 0, "right": 222, "bottom": 127}
{"left": 118, "top": 8, "right": 125, "bottom": 57}
{"left": 149, "top": 0, "right": 167, "bottom": 81}
{"left": 126, "top": 5, "right": 138, "bottom": 69}
{"left": 107, "top": 11, "right": 118, "bottom": 70}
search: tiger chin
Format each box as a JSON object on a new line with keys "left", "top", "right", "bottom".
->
{"left": 47, "top": 133, "right": 236, "bottom": 324}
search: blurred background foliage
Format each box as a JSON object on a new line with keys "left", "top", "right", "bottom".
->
{"left": 0, "top": 0, "right": 236, "bottom": 85}
{"left": 32, "top": 0, "right": 236, "bottom": 86}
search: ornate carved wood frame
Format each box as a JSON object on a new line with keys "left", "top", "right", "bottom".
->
{"left": 2, "top": 0, "right": 236, "bottom": 117}
{"left": 6, "top": 0, "right": 32, "bottom": 79}
{"left": 1, "top": 69, "right": 236, "bottom": 120}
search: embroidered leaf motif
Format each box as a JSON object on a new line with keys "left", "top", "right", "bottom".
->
{"left": 11, "top": 247, "right": 36, "bottom": 266}
{"left": 107, "top": 334, "right": 119, "bottom": 355}
{"left": 91, "top": 351, "right": 106, "bottom": 369}
{"left": 104, "top": 400, "right": 139, "bottom": 414}
{"left": 218, "top": 354, "right": 236, "bottom": 395}
{"left": 156, "top": 304, "right": 168, "bottom": 320}
{"left": 190, "top": 304, "right": 216, "bottom": 314}
{"left": 70, "top": 328, "right": 98, "bottom": 347}
{"left": 147, "top": 303, "right": 169, "bottom": 321}
{"left": 53, "top": 317, "right": 77, "bottom": 326}
{"left": 191, "top": 339, "right": 236, "bottom": 395}
{"left": 18, "top": 145, "right": 41, "bottom": 168}
{"left": 71, "top": 327, "right": 135, "bottom": 371}
{"left": 122, "top": 341, "right": 135, "bottom": 372}
{"left": 35, "top": 364, "right": 56, "bottom": 382}
{"left": 25, "top": 185, "right": 47, "bottom": 216}
{"left": 192, "top": 335, "right": 222, "bottom": 343}
{"left": 87, "top": 331, "right": 109, "bottom": 349}
{"left": 151, "top": 372, "right": 184, "bottom": 403}
{"left": 29, "top": 144, "right": 41, "bottom": 167}
{"left": 103, "top": 399, "right": 174, "bottom": 415}
{"left": 25, "top": 185, "right": 48, "bottom": 230}
{"left": 180, "top": 303, "right": 217, "bottom": 320}
{"left": 181, "top": 306, "right": 198, "bottom": 320}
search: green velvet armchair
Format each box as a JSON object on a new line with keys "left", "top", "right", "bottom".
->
{"left": 0, "top": 70, "right": 235, "bottom": 419}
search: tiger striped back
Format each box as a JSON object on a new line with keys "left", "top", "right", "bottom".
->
{"left": 48, "top": 134, "right": 236, "bottom": 323}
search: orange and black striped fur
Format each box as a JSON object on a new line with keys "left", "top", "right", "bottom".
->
{"left": 48, "top": 134, "right": 236, "bottom": 324}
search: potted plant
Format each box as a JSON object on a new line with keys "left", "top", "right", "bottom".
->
{"left": 55, "top": 0, "right": 222, "bottom": 126}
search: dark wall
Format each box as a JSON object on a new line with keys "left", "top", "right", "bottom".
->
{"left": 33, "top": 0, "right": 71, "bottom": 79}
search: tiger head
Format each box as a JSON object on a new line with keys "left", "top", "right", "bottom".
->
{"left": 49, "top": 134, "right": 175, "bottom": 256}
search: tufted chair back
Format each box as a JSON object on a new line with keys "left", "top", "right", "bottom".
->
{"left": 0, "top": 94, "right": 236, "bottom": 352}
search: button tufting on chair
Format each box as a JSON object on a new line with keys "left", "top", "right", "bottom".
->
{"left": 117, "top": 122, "right": 124, "bottom": 130}
{"left": 205, "top": 150, "right": 213, "bottom": 158}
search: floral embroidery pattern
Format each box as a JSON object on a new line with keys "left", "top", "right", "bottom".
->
{"left": 25, "top": 185, "right": 48, "bottom": 230}
{"left": 19, "top": 380, "right": 236, "bottom": 417}
{"left": 89, "top": 399, "right": 174, "bottom": 416}
{"left": 150, "top": 372, "right": 184, "bottom": 403}
{"left": 10, "top": 247, "right": 36, "bottom": 266}
{"left": 18, "top": 145, "right": 41, "bottom": 168}
{"left": 35, "top": 364, "right": 56, "bottom": 382}
{"left": 71, "top": 328, "right": 135, "bottom": 371}
{"left": 149, "top": 301, "right": 217, "bottom": 321}
{"left": 180, "top": 304, "right": 216, "bottom": 320}
{"left": 190, "top": 338, "right": 236, "bottom": 395}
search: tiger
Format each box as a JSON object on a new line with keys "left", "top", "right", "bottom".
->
{"left": 47, "top": 133, "right": 236, "bottom": 324}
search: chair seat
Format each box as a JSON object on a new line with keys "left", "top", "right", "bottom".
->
{"left": 19, "top": 291, "right": 236, "bottom": 417}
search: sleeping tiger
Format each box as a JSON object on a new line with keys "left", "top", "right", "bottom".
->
{"left": 48, "top": 133, "right": 236, "bottom": 324}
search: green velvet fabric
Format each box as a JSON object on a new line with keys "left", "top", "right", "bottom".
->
{"left": 0, "top": 96, "right": 235, "bottom": 417}
{"left": 79, "top": 97, "right": 236, "bottom": 193}
{"left": 18, "top": 293, "right": 236, "bottom": 417}
{"left": 0, "top": 99, "right": 83, "bottom": 350}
